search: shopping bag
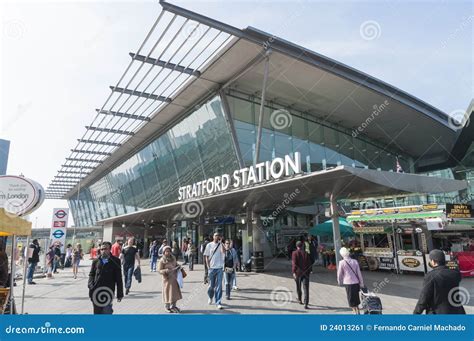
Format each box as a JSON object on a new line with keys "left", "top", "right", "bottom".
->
{"left": 177, "top": 268, "right": 184, "bottom": 288}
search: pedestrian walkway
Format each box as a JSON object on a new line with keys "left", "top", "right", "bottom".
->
{"left": 14, "top": 258, "right": 474, "bottom": 314}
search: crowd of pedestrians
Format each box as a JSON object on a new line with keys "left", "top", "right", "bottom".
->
{"left": 0, "top": 232, "right": 467, "bottom": 316}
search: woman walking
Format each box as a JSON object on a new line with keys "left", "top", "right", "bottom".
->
{"left": 337, "top": 247, "right": 364, "bottom": 314}
{"left": 46, "top": 246, "right": 55, "bottom": 278}
{"left": 171, "top": 241, "right": 180, "bottom": 260}
{"left": 158, "top": 246, "right": 183, "bottom": 313}
{"left": 72, "top": 243, "right": 83, "bottom": 279}
{"left": 186, "top": 240, "right": 196, "bottom": 271}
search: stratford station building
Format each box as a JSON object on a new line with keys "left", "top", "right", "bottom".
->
{"left": 46, "top": 1, "right": 473, "bottom": 272}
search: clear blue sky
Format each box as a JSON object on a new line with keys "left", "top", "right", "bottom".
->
{"left": 1, "top": 0, "right": 472, "bottom": 228}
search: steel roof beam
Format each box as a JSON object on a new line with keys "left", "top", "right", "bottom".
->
{"left": 71, "top": 149, "right": 112, "bottom": 156}
{"left": 96, "top": 109, "right": 151, "bottom": 122}
{"left": 78, "top": 139, "right": 122, "bottom": 147}
{"left": 61, "top": 165, "right": 96, "bottom": 170}
{"left": 110, "top": 86, "right": 172, "bottom": 103}
{"left": 129, "top": 52, "right": 201, "bottom": 77}
{"left": 66, "top": 158, "right": 103, "bottom": 163}
{"left": 85, "top": 126, "right": 135, "bottom": 136}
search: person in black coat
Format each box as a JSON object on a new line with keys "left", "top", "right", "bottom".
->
{"left": 27, "top": 239, "right": 41, "bottom": 285}
{"left": 88, "top": 241, "right": 124, "bottom": 314}
{"left": 414, "top": 249, "right": 466, "bottom": 314}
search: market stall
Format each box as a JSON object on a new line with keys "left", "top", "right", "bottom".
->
{"left": 347, "top": 204, "right": 444, "bottom": 274}
{"left": 351, "top": 225, "right": 397, "bottom": 271}
{"left": 0, "top": 208, "right": 32, "bottom": 314}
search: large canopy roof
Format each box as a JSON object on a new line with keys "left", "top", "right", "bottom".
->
{"left": 46, "top": 1, "right": 466, "bottom": 200}
{"left": 97, "top": 166, "right": 467, "bottom": 226}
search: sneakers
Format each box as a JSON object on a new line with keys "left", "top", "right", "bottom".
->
{"left": 208, "top": 298, "right": 212, "bottom": 305}
{"left": 28, "top": 281, "right": 36, "bottom": 285}
{"left": 232, "top": 286, "right": 239, "bottom": 291}
{"left": 217, "top": 305, "right": 223, "bottom": 310}
{"left": 125, "top": 288, "right": 130, "bottom": 295}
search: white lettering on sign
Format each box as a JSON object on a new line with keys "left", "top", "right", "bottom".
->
{"left": 178, "top": 153, "right": 302, "bottom": 200}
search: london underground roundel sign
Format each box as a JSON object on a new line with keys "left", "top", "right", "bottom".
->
{"left": 0, "top": 175, "right": 45, "bottom": 216}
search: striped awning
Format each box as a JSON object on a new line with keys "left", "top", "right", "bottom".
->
{"left": 347, "top": 210, "right": 444, "bottom": 223}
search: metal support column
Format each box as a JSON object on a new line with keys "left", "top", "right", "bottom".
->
{"left": 219, "top": 90, "right": 245, "bottom": 168}
{"left": 330, "top": 193, "right": 342, "bottom": 266}
{"left": 254, "top": 51, "right": 271, "bottom": 166}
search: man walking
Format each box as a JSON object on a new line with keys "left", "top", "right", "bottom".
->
{"left": 181, "top": 238, "right": 189, "bottom": 265}
{"left": 204, "top": 232, "right": 225, "bottom": 309}
{"left": 200, "top": 236, "right": 210, "bottom": 284}
{"left": 27, "top": 239, "right": 41, "bottom": 285}
{"left": 120, "top": 237, "right": 140, "bottom": 295}
{"left": 292, "top": 241, "right": 311, "bottom": 309}
{"left": 149, "top": 240, "right": 159, "bottom": 272}
{"left": 111, "top": 239, "right": 122, "bottom": 258}
{"left": 414, "top": 249, "right": 466, "bottom": 314}
{"left": 88, "top": 241, "right": 123, "bottom": 314}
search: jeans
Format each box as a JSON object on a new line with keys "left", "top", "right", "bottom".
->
{"left": 188, "top": 254, "right": 194, "bottom": 270}
{"left": 93, "top": 303, "right": 113, "bottom": 314}
{"left": 27, "top": 262, "right": 37, "bottom": 283}
{"left": 295, "top": 274, "right": 310, "bottom": 306}
{"left": 204, "top": 262, "right": 209, "bottom": 283}
{"left": 207, "top": 268, "right": 223, "bottom": 305}
{"left": 123, "top": 264, "right": 134, "bottom": 289}
{"left": 52, "top": 258, "right": 59, "bottom": 273}
{"left": 150, "top": 256, "right": 158, "bottom": 271}
{"left": 183, "top": 254, "right": 188, "bottom": 264}
{"left": 224, "top": 270, "right": 235, "bottom": 299}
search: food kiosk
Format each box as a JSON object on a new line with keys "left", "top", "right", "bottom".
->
{"left": 347, "top": 204, "right": 444, "bottom": 274}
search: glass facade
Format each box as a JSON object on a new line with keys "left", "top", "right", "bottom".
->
{"left": 227, "top": 92, "right": 412, "bottom": 172}
{"left": 69, "top": 89, "right": 465, "bottom": 227}
{"left": 69, "top": 95, "right": 239, "bottom": 226}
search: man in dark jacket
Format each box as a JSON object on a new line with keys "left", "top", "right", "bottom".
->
{"left": 88, "top": 241, "right": 123, "bottom": 314}
{"left": 0, "top": 239, "right": 8, "bottom": 287}
{"left": 414, "top": 249, "right": 466, "bottom": 314}
{"left": 292, "top": 241, "right": 312, "bottom": 309}
{"left": 27, "top": 239, "right": 41, "bottom": 285}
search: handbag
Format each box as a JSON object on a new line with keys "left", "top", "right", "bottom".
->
{"left": 180, "top": 267, "right": 187, "bottom": 279}
{"left": 224, "top": 267, "right": 234, "bottom": 274}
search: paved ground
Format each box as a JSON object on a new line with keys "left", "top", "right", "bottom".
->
{"left": 14, "top": 258, "right": 474, "bottom": 315}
